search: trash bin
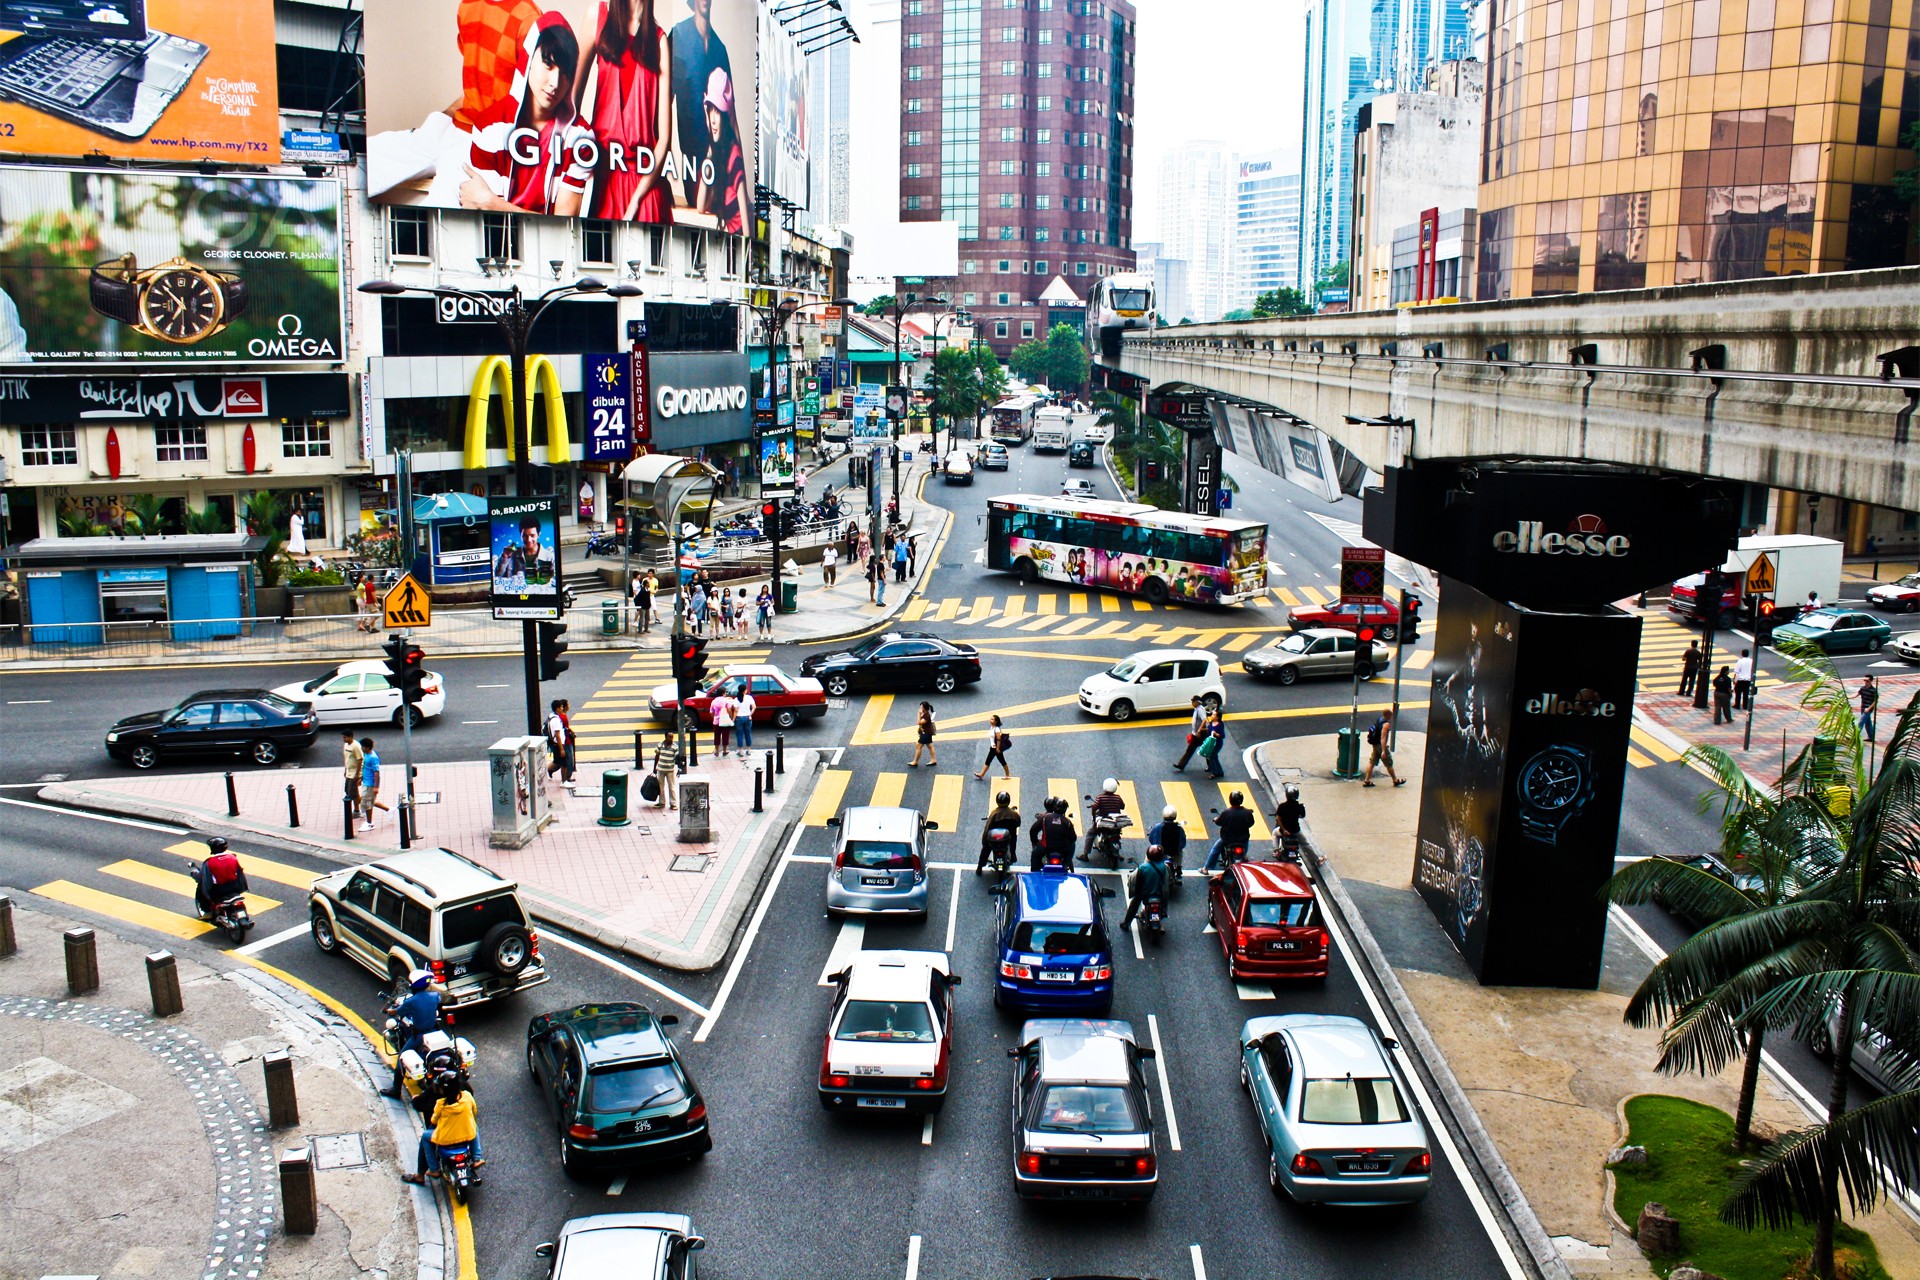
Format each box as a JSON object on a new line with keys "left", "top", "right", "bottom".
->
{"left": 1335, "top": 727, "right": 1360, "bottom": 778}
{"left": 599, "top": 768, "right": 630, "bottom": 827}
{"left": 601, "top": 599, "right": 620, "bottom": 635}
{"left": 780, "top": 580, "right": 798, "bottom": 612}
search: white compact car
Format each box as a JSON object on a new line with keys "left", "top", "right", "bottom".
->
{"left": 276, "top": 658, "right": 447, "bottom": 727}
{"left": 818, "top": 950, "right": 959, "bottom": 1114}
{"left": 1077, "top": 648, "right": 1224, "bottom": 722}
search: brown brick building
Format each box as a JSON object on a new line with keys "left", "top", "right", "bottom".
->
{"left": 897, "top": 0, "right": 1139, "bottom": 355}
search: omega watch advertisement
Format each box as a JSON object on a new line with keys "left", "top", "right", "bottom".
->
{"left": 1412, "top": 577, "right": 1641, "bottom": 988}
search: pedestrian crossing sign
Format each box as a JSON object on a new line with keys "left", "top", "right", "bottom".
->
{"left": 1745, "top": 553, "right": 1776, "bottom": 596}
{"left": 383, "top": 574, "right": 432, "bottom": 629}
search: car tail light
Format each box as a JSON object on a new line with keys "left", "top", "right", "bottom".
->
{"left": 568, "top": 1123, "right": 599, "bottom": 1140}
{"left": 685, "top": 1102, "right": 707, "bottom": 1125}
{"left": 1018, "top": 1151, "right": 1042, "bottom": 1176}
{"left": 1410, "top": 1151, "right": 1431, "bottom": 1174}
{"left": 1134, "top": 1154, "right": 1156, "bottom": 1177}
{"left": 833, "top": 849, "right": 849, "bottom": 870}
{"left": 1080, "top": 965, "right": 1112, "bottom": 981}
{"left": 429, "top": 959, "right": 447, "bottom": 984}
{"left": 819, "top": 1039, "right": 847, "bottom": 1090}
{"left": 423, "top": 680, "right": 440, "bottom": 695}
{"left": 825, "top": 1075, "right": 850, "bottom": 1088}
{"left": 928, "top": 1039, "right": 950, "bottom": 1089}
{"left": 528, "top": 929, "right": 541, "bottom": 960}
{"left": 1292, "top": 1152, "right": 1324, "bottom": 1176}
{"left": 1318, "top": 929, "right": 1330, "bottom": 950}
{"left": 1000, "top": 961, "right": 1032, "bottom": 980}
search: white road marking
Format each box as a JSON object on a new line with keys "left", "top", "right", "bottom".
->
{"left": 904, "top": 1234, "right": 923, "bottom": 1280}
{"left": 971, "top": 548, "right": 986, "bottom": 564}
{"left": 1201, "top": 921, "right": 1218, "bottom": 935}
{"left": 6, "top": 699, "right": 51, "bottom": 705}
{"left": 475, "top": 683, "right": 510, "bottom": 689}
{"left": 236, "top": 922, "right": 309, "bottom": 955}
{"left": 1129, "top": 919, "right": 1144, "bottom": 961}
{"left": 695, "top": 822, "right": 808, "bottom": 1043}
{"left": 542, "top": 931, "right": 709, "bottom": 1017}
{"left": 819, "top": 918, "right": 867, "bottom": 986}
{"left": 606, "top": 1172, "right": 628, "bottom": 1197}
{"left": 920, "top": 1114, "right": 935, "bottom": 1146}
{"left": 1190, "top": 1244, "right": 1208, "bottom": 1280}
{"left": 0, "top": 795, "right": 187, "bottom": 834}
{"left": 1234, "top": 981, "right": 1275, "bottom": 1001}
{"left": 1146, "top": 1013, "right": 1181, "bottom": 1152}
{"left": 461, "top": 720, "right": 499, "bottom": 726}
{"left": 944, "top": 866, "right": 962, "bottom": 954}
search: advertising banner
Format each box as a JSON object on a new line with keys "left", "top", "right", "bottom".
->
{"left": 0, "top": 0, "right": 278, "bottom": 158}
{"left": 759, "top": 424, "right": 796, "bottom": 499}
{"left": 366, "top": 0, "right": 756, "bottom": 229}
{"left": 632, "top": 338, "right": 654, "bottom": 445}
{"left": 583, "top": 353, "right": 634, "bottom": 461}
{"left": 0, "top": 168, "right": 342, "bottom": 366}
{"left": 0, "top": 373, "right": 350, "bottom": 424}
{"left": 489, "top": 495, "right": 563, "bottom": 620}
{"left": 756, "top": 5, "right": 810, "bottom": 205}
{"left": 647, "top": 349, "right": 749, "bottom": 448}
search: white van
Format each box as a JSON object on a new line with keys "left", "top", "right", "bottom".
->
{"left": 943, "top": 451, "right": 975, "bottom": 485}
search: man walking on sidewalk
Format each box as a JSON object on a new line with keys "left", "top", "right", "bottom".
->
{"left": 1170, "top": 696, "right": 1207, "bottom": 771}
{"left": 894, "top": 536, "right": 910, "bottom": 583}
{"left": 1679, "top": 641, "right": 1701, "bottom": 696}
{"left": 1361, "top": 711, "right": 1404, "bottom": 787}
{"left": 1859, "top": 673, "right": 1879, "bottom": 741}
{"left": 341, "top": 731, "right": 363, "bottom": 811}
{"left": 1732, "top": 649, "right": 1754, "bottom": 710}
{"left": 822, "top": 544, "right": 839, "bottom": 587}
{"left": 1712, "top": 666, "right": 1735, "bottom": 724}
{"left": 868, "top": 554, "right": 887, "bottom": 606}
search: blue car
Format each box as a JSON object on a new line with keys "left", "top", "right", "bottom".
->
{"left": 991, "top": 871, "right": 1117, "bottom": 1014}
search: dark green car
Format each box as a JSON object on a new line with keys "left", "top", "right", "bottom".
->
{"left": 526, "top": 1002, "right": 711, "bottom": 1177}
{"left": 1769, "top": 607, "right": 1892, "bottom": 654}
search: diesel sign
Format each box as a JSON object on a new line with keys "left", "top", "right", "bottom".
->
{"left": 1492, "top": 519, "right": 1631, "bottom": 558}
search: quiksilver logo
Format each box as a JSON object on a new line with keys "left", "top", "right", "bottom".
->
{"left": 1492, "top": 518, "right": 1630, "bottom": 558}
{"left": 656, "top": 384, "right": 748, "bottom": 418}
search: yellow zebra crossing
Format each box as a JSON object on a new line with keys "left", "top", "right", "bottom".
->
{"left": 802, "top": 771, "right": 1288, "bottom": 835}
{"left": 31, "top": 842, "right": 318, "bottom": 942}
{"left": 572, "top": 648, "right": 772, "bottom": 760}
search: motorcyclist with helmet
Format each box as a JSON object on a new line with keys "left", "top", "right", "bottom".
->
{"left": 381, "top": 969, "right": 444, "bottom": 1099}
{"left": 1080, "top": 778, "right": 1130, "bottom": 864}
{"left": 190, "top": 836, "right": 249, "bottom": 919}
{"left": 401, "top": 1067, "right": 484, "bottom": 1187}
{"left": 1146, "top": 805, "right": 1188, "bottom": 880}
{"left": 1274, "top": 784, "right": 1307, "bottom": 859}
{"left": 1029, "top": 796, "right": 1078, "bottom": 872}
{"left": 1206, "top": 790, "right": 1258, "bottom": 872}
{"left": 978, "top": 791, "right": 1022, "bottom": 874}
{"left": 1119, "top": 844, "right": 1171, "bottom": 929}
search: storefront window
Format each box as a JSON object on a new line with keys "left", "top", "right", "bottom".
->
{"left": 283, "top": 420, "right": 332, "bottom": 458}
{"left": 21, "top": 428, "right": 77, "bottom": 466}
{"left": 155, "top": 425, "right": 209, "bottom": 462}
{"left": 101, "top": 581, "right": 168, "bottom": 624}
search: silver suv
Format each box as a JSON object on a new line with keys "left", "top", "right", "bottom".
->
{"left": 308, "top": 848, "right": 550, "bottom": 1008}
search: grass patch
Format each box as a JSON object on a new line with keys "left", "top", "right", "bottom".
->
{"left": 1612, "top": 1095, "right": 1891, "bottom": 1280}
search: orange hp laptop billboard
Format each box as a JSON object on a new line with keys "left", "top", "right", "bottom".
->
{"left": 0, "top": 0, "right": 279, "bottom": 159}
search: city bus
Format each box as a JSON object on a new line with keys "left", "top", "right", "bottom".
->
{"left": 990, "top": 394, "right": 1042, "bottom": 444}
{"left": 986, "top": 494, "right": 1268, "bottom": 606}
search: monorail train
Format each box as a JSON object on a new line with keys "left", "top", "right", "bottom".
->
{"left": 1086, "top": 273, "right": 1157, "bottom": 365}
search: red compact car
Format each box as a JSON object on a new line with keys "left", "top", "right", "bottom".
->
{"left": 647, "top": 664, "right": 828, "bottom": 730}
{"left": 1206, "top": 862, "right": 1329, "bottom": 980}
{"left": 1285, "top": 599, "right": 1402, "bottom": 641}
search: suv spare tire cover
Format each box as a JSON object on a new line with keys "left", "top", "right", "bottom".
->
{"left": 480, "top": 920, "right": 534, "bottom": 976}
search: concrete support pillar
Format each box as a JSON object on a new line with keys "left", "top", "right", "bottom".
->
{"left": 1773, "top": 491, "right": 1801, "bottom": 535}
{"left": 1846, "top": 501, "right": 1872, "bottom": 554}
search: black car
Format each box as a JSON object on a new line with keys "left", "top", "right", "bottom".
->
{"left": 1068, "top": 440, "right": 1097, "bottom": 468}
{"left": 1647, "top": 851, "right": 1765, "bottom": 927}
{"left": 105, "top": 690, "right": 319, "bottom": 770}
{"left": 526, "top": 1002, "right": 712, "bottom": 1177}
{"left": 799, "top": 632, "right": 984, "bottom": 696}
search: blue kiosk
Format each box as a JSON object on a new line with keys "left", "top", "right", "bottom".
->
{"left": 2, "top": 533, "right": 265, "bottom": 645}
{"left": 409, "top": 492, "right": 493, "bottom": 588}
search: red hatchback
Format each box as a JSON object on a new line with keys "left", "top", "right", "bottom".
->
{"left": 1286, "top": 599, "right": 1402, "bottom": 641}
{"left": 1207, "top": 862, "right": 1329, "bottom": 980}
{"left": 647, "top": 664, "right": 828, "bottom": 730}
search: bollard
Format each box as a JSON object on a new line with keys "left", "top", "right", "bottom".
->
{"left": 145, "top": 950, "right": 183, "bottom": 1016}
{"left": 764, "top": 750, "right": 776, "bottom": 793}
{"left": 286, "top": 785, "right": 301, "bottom": 829}
{"left": 776, "top": 732, "right": 786, "bottom": 774}
{"left": 398, "top": 799, "right": 412, "bottom": 850}
{"left": 263, "top": 1050, "right": 299, "bottom": 1128}
{"left": 225, "top": 771, "right": 241, "bottom": 817}
{"left": 0, "top": 894, "right": 15, "bottom": 958}
{"left": 687, "top": 729, "right": 699, "bottom": 767}
{"left": 343, "top": 795, "right": 356, "bottom": 842}
{"left": 753, "top": 768, "right": 764, "bottom": 813}
{"left": 634, "top": 729, "right": 645, "bottom": 770}
{"left": 64, "top": 927, "right": 98, "bottom": 995}
{"left": 280, "top": 1148, "right": 318, "bottom": 1235}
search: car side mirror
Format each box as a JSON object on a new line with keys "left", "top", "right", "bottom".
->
{"left": 948, "top": 973, "right": 962, "bottom": 986}
{"left": 658, "top": 1014, "right": 679, "bottom": 1027}
{"left": 827, "top": 968, "right": 848, "bottom": 985}
{"left": 924, "top": 821, "right": 939, "bottom": 831}
{"left": 1382, "top": 1036, "right": 1399, "bottom": 1051}
{"left": 824, "top": 816, "right": 842, "bottom": 829}
{"left": 1243, "top": 1039, "right": 1261, "bottom": 1051}
{"left": 678, "top": 1235, "right": 708, "bottom": 1254}
{"left": 1138, "top": 1047, "right": 1156, "bottom": 1060}
{"left": 1007, "top": 1046, "right": 1021, "bottom": 1058}
{"left": 534, "top": 1242, "right": 555, "bottom": 1259}
{"left": 1095, "top": 886, "right": 1117, "bottom": 899}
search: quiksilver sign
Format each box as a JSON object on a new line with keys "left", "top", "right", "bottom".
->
{"left": 656, "top": 384, "right": 748, "bottom": 418}
{"left": 1492, "top": 518, "right": 1630, "bottom": 558}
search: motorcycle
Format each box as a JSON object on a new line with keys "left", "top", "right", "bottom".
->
{"left": 1277, "top": 831, "right": 1304, "bottom": 864}
{"left": 1084, "top": 797, "right": 1134, "bottom": 869}
{"left": 981, "top": 820, "right": 1016, "bottom": 879}
{"left": 583, "top": 526, "right": 621, "bottom": 557}
{"left": 429, "top": 1140, "right": 479, "bottom": 1205}
{"left": 1143, "top": 893, "right": 1166, "bottom": 945}
{"left": 188, "top": 860, "right": 253, "bottom": 944}
{"left": 1209, "top": 808, "right": 1251, "bottom": 871}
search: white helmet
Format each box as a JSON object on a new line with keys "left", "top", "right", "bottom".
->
{"left": 1101, "top": 778, "right": 1118, "bottom": 794}
{"left": 1162, "top": 805, "right": 1178, "bottom": 820}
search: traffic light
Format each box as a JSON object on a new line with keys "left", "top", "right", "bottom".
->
{"left": 1754, "top": 597, "right": 1777, "bottom": 645}
{"left": 537, "top": 620, "right": 570, "bottom": 682}
{"left": 1144, "top": 462, "right": 1163, "bottom": 482}
{"left": 1401, "top": 595, "right": 1422, "bottom": 644}
{"left": 1695, "top": 569, "right": 1727, "bottom": 625}
{"left": 383, "top": 634, "right": 407, "bottom": 686}
{"left": 672, "top": 635, "right": 709, "bottom": 697}
{"left": 761, "top": 501, "right": 778, "bottom": 521}
{"left": 397, "top": 644, "right": 429, "bottom": 705}
{"left": 1356, "top": 627, "right": 1376, "bottom": 675}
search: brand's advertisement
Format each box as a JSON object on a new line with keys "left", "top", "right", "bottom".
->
{"left": 759, "top": 424, "right": 795, "bottom": 498}
{"left": 0, "top": 168, "right": 342, "bottom": 366}
{"left": 0, "top": 0, "right": 279, "bottom": 157}
{"left": 583, "top": 353, "right": 634, "bottom": 461}
{"left": 1364, "top": 464, "right": 1744, "bottom": 608}
{"left": 1413, "top": 578, "right": 1641, "bottom": 988}
{"left": 756, "top": 4, "right": 810, "bottom": 206}
{"left": 365, "top": 0, "right": 756, "bottom": 229}
{"left": 648, "top": 350, "right": 750, "bottom": 448}
{"left": 489, "top": 495, "right": 563, "bottom": 620}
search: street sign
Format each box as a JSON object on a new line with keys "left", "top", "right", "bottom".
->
{"left": 383, "top": 574, "right": 432, "bottom": 629}
{"left": 1745, "top": 553, "right": 1776, "bottom": 596}
{"left": 1339, "top": 547, "right": 1388, "bottom": 605}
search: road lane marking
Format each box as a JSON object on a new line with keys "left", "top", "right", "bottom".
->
{"left": 696, "top": 822, "right": 807, "bottom": 1043}
{"left": 901, "top": 599, "right": 932, "bottom": 622}
{"left": 921, "top": 1114, "right": 935, "bottom": 1146}
{"left": 1216, "top": 787, "right": 1273, "bottom": 841}
{"left": 1100, "top": 594, "right": 1121, "bottom": 612}
{"left": 461, "top": 720, "right": 499, "bottom": 726}
{"left": 803, "top": 769, "right": 852, "bottom": 826}
{"left": 1146, "top": 1013, "right": 1181, "bottom": 1152}
{"left": 1052, "top": 616, "right": 1099, "bottom": 636}
{"left": 966, "top": 596, "right": 995, "bottom": 623}
{"left": 0, "top": 796, "right": 186, "bottom": 834}
{"left": 607, "top": 1172, "right": 628, "bottom": 1197}
{"left": 869, "top": 772, "right": 907, "bottom": 809}
{"left": 1129, "top": 919, "right": 1144, "bottom": 961}
{"left": 237, "top": 922, "right": 309, "bottom": 955}
{"left": 1034, "top": 594, "right": 1058, "bottom": 615}
{"left": 944, "top": 866, "right": 963, "bottom": 954}
{"left": 6, "top": 699, "right": 51, "bottom": 704}
{"left": 475, "top": 683, "right": 510, "bottom": 688}
{"left": 1235, "top": 981, "right": 1275, "bottom": 1001}
{"left": 543, "top": 931, "right": 710, "bottom": 1017}
{"left": 1159, "top": 781, "right": 1206, "bottom": 839}
{"left": 904, "top": 1234, "right": 923, "bottom": 1280}
{"left": 32, "top": 879, "right": 211, "bottom": 939}
{"left": 850, "top": 693, "right": 895, "bottom": 746}
{"left": 1190, "top": 1244, "right": 1208, "bottom": 1280}
{"left": 926, "top": 773, "right": 964, "bottom": 832}
{"left": 1048, "top": 777, "right": 1078, "bottom": 817}
{"left": 933, "top": 597, "right": 961, "bottom": 622}
{"left": 1403, "top": 648, "right": 1434, "bottom": 670}
{"left": 1222, "top": 632, "right": 1260, "bottom": 653}
{"left": 1114, "top": 780, "right": 1143, "bottom": 837}
{"left": 101, "top": 859, "right": 284, "bottom": 913}
{"left": 819, "top": 918, "right": 867, "bottom": 986}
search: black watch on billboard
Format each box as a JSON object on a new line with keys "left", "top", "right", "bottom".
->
{"left": 90, "top": 252, "right": 248, "bottom": 345}
{"left": 1515, "top": 743, "right": 1594, "bottom": 846}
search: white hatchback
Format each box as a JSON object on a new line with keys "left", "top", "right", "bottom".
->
{"left": 275, "top": 659, "right": 447, "bottom": 728}
{"left": 1077, "top": 649, "right": 1225, "bottom": 722}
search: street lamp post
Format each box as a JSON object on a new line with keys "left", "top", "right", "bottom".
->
{"left": 359, "top": 274, "right": 643, "bottom": 736}
{"left": 888, "top": 290, "right": 949, "bottom": 506}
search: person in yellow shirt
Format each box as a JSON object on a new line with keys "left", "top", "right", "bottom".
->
{"left": 403, "top": 1072, "right": 484, "bottom": 1185}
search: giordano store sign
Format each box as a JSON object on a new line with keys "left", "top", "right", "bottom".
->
{"left": 453, "top": 352, "right": 750, "bottom": 466}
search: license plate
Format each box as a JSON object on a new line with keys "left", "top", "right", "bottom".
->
{"left": 1036, "top": 970, "right": 1075, "bottom": 982}
{"left": 630, "top": 1120, "right": 653, "bottom": 1134}
{"left": 853, "top": 1065, "right": 885, "bottom": 1075}
{"left": 860, "top": 875, "right": 894, "bottom": 887}
{"left": 1342, "top": 1160, "right": 1390, "bottom": 1173}
{"left": 1061, "top": 1186, "right": 1110, "bottom": 1198}
{"left": 451, "top": 963, "right": 470, "bottom": 977}
{"left": 1268, "top": 941, "right": 1299, "bottom": 952}
{"left": 857, "top": 1097, "right": 906, "bottom": 1109}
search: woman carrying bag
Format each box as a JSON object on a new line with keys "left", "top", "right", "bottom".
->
{"left": 910, "top": 702, "right": 938, "bottom": 768}
{"left": 1197, "top": 708, "right": 1227, "bottom": 779}
{"left": 974, "top": 713, "right": 1011, "bottom": 781}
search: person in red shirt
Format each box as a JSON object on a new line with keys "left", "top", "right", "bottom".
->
{"left": 193, "top": 837, "right": 250, "bottom": 918}
{"left": 576, "top": 0, "right": 673, "bottom": 222}
{"left": 463, "top": 12, "right": 591, "bottom": 216}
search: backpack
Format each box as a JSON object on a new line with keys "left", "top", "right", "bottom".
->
{"left": 1366, "top": 719, "right": 1383, "bottom": 747}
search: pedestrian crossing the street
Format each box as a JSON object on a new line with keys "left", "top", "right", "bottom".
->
{"left": 570, "top": 649, "right": 772, "bottom": 762}
{"left": 31, "top": 840, "right": 319, "bottom": 943}
{"left": 1632, "top": 610, "right": 1785, "bottom": 696}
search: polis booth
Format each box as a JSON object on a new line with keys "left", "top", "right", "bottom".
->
{"left": 1, "top": 533, "right": 266, "bottom": 645}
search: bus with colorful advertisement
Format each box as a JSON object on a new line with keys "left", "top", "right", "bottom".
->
{"left": 986, "top": 494, "right": 1268, "bottom": 606}
{"left": 990, "top": 394, "right": 1042, "bottom": 445}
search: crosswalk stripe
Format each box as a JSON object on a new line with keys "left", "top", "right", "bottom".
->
{"left": 1052, "top": 617, "right": 1099, "bottom": 636}
{"left": 803, "top": 769, "right": 852, "bottom": 826}
{"left": 1629, "top": 726, "right": 1684, "bottom": 762}
{"left": 1035, "top": 594, "right": 1058, "bottom": 616}
{"left": 870, "top": 772, "right": 907, "bottom": 809}
{"left": 1100, "top": 594, "right": 1121, "bottom": 613}
{"left": 33, "top": 879, "right": 212, "bottom": 939}
{"left": 1222, "top": 633, "right": 1260, "bottom": 653}
{"left": 1069, "top": 593, "right": 1089, "bottom": 614}
{"left": 926, "top": 773, "right": 964, "bottom": 832}
{"left": 1236, "top": 981, "right": 1277, "bottom": 1001}
{"left": 933, "top": 597, "right": 961, "bottom": 622}
{"left": 1114, "top": 780, "right": 1143, "bottom": 836}
{"left": 1276, "top": 588, "right": 1301, "bottom": 608}
{"left": 164, "top": 842, "right": 319, "bottom": 891}
{"left": 1131, "top": 598, "right": 1154, "bottom": 612}
{"left": 901, "top": 599, "right": 932, "bottom": 622}
{"left": 101, "top": 859, "right": 283, "bottom": 912}
{"left": 1300, "top": 585, "right": 1331, "bottom": 606}
{"left": 1049, "top": 777, "right": 1078, "bottom": 814}
{"left": 1019, "top": 615, "right": 1064, "bottom": 632}
{"left": 1216, "top": 785, "right": 1273, "bottom": 840}
{"left": 851, "top": 693, "right": 894, "bottom": 747}
{"left": 1627, "top": 746, "right": 1657, "bottom": 769}
{"left": 1085, "top": 620, "right": 1131, "bottom": 638}
{"left": 1403, "top": 648, "right": 1434, "bottom": 670}
{"left": 1159, "top": 780, "right": 1206, "bottom": 837}
{"left": 998, "top": 777, "right": 1021, "bottom": 810}
{"left": 967, "top": 596, "right": 995, "bottom": 624}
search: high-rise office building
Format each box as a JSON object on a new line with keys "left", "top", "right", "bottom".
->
{"left": 805, "top": 37, "right": 855, "bottom": 231}
{"left": 1477, "top": 0, "right": 1918, "bottom": 299}
{"left": 1299, "top": 0, "right": 1377, "bottom": 292}
{"left": 1349, "top": 60, "right": 1483, "bottom": 310}
{"left": 1133, "top": 240, "right": 1192, "bottom": 326}
{"left": 898, "top": 0, "right": 1138, "bottom": 354}
{"left": 1231, "top": 153, "right": 1301, "bottom": 312}
{"left": 1156, "top": 140, "right": 1236, "bottom": 322}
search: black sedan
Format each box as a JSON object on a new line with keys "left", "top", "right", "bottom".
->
{"left": 105, "top": 689, "right": 319, "bottom": 770}
{"left": 799, "top": 632, "right": 983, "bottom": 697}
{"left": 526, "top": 1002, "right": 711, "bottom": 1178}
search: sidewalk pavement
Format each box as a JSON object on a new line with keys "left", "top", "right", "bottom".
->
{"left": 1634, "top": 667, "right": 1916, "bottom": 776}
{"left": 1250, "top": 733, "right": 1920, "bottom": 1280}
{"left": 0, "top": 895, "right": 444, "bottom": 1280}
{"left": 47, "top": 743, "right": 824, "bottom": 973}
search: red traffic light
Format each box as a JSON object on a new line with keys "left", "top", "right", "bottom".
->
{"left": 761, "top": 502, "right": 777, "bottom": 519}
{"left": 1357, "top": 627, "right": 1376, "bottom": 642}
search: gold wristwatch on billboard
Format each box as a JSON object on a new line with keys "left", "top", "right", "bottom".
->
{"left": 89, "top": 252, "right": 249, "bottom": 344}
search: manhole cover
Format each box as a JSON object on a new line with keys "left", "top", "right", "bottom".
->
{"left": 670, "top": 854, "right": 710, "bottom": 873}
{"left": 311, "top": 1132, "right": 368, "bottom": 1171}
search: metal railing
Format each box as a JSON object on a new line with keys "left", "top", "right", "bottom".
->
{"left": 1, "top": 609, "right": 582, "bottom": 661}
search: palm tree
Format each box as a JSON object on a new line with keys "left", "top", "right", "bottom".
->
{"left": 123, "top": 493, "right": 168, "bottom": 535}
{"left": 182, "top": 503, "right": 228, "bottom": 535}
{"left": 1091, "top": 389, "right": 1136, "bottom": 449}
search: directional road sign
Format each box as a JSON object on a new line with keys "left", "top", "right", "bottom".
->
{"left": 383, "top": 574, "right": 432, "bottom": 629}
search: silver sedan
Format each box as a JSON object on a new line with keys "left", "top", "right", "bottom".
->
{"left": 1242, "top": 627, "right": 1393, "bottom": 684}
{"left": 824, "top": 806, "right": 936, "bottom": 918}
